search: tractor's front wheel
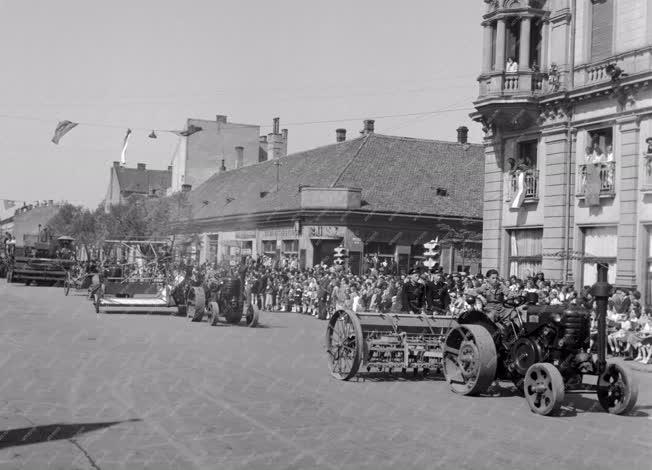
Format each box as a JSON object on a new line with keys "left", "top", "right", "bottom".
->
{"left": 597, "top": 360, "right": 638, "bottom": 415}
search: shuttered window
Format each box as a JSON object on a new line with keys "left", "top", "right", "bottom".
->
{"left": 508, "top": 229, "right": 543, "bottom": 279}
{"left": 582, "top": 226, "right": 617, "bottom": 285}
{"left": 590, "top": 0, "right": 613, "bottom": 61}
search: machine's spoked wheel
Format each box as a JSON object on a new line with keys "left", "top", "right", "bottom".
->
{"left": 208, "top": 301, "right": 220, "bottom": 326}
{"left": 524, "top": 363, "right": 565, "bottom": 415}
{"left": 245, "top": 303, "right": 259, "bottom": 327}
{"left": 325, "top": 309, "right": 363, "bottom": 380}
{"left": 597, "top": 360, "right": 638, "bottom": 415}
{"left": 94, "top": 292, "right": 101, "bottom": 314}
{"left": 187, "top": 287, "right": 206, "bottom": 322}
{"left": 443, "top": 324, "right": 497, "bottom": 395}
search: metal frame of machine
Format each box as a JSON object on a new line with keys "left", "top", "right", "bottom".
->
{"left": 326, "top": 310, "right": 457, "bottom": 380}
{"left": 93, "top": 239, "right": 182, "bottom": 315}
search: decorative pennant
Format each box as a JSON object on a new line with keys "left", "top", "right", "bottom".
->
{"left": 511, "top": 171, "right": 526, "bottom": 209}
{"left": 51, "top": 120, "right": 78, "bottom": 144}
{"left": 120, "top": 129, "right": 132, "bottom": 165}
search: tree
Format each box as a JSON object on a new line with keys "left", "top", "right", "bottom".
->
{"left": 436, "top": 223, "right": 482, "bottom": 271}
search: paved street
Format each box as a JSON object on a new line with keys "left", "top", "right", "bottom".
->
{"left": 0, "top": 280, "right": 650, "bottom": 470}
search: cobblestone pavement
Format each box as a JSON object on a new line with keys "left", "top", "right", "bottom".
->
{"left": 0, "top": 280, "right": 651, "bottom": 470}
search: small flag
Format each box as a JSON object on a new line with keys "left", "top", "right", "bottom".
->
{"left": 51, "top": 120, "right": 78, "bottom": 144}
{"left": 120, "top": 129, "right": 132, "bottom": 165}
{"left": 172, "top": 124, "right": 202, "bottom": 137}
{"left": 148, "top": 130, "right": 157, "bottom": 139}
{"left": 511, "top": 171, "right": 526, "bottom": 209}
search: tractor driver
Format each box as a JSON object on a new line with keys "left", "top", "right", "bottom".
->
{"left": 475, "top": 269, "right": 514, "bottom": 322}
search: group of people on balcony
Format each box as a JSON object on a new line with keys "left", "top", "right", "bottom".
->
{"left": 584, "top": 141, "right": 614, "bottom": 165}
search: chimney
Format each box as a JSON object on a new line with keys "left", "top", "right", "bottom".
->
{"left": 336, "top": 128, "right": 347, "bottom": 142}
{"left": 363, "top": 119, "right": 375, "bottom": 134}
{"left": 259, "top": 135, "right": 268, "bottom": 144}
{"left": 235, "top": 146, "right": 244, "bottom": 169}
{"left": 181, "top": 184, "right": 192, "bottom": 193}
{"left": 219, "top": 159, "right": 227, "bottom": 173}
{"left": 137, "top": 163, "right": 146, "bottom": 170}
{"left": 167, "top": 165, "right": 173, "bottom": 171}
{"left": 456, "top": 126, "right": 469, "bottom": 144}
{"left": 48, "top": 200, "right": 53, "bottom": 206}
{"left": 113, "top": 161, "right": 120, "bottom": 168}
{"left": 216, "top": 115, "right": 227, "bottom": 124}
{"left": 281, "top": 129, "right": 288, "bottom": 158}
{"left": 272, "top": 117, "right": 280, "bottom": 134}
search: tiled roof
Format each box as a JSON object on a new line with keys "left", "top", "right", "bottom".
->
{"left": 116, "top": 167, "right": 172, "bottom": 195}
{"left": 185, "top": 133, "right": 484, "bottom": 221}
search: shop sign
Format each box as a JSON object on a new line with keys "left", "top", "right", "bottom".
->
{"left": 235, "top": 231, "right": 256, "bottom": 239}
{"left": 260, "top": 227, "right": 298, "bottom": 239}
{"left": 308, "top": 225, "right": 345, "bottom": 239}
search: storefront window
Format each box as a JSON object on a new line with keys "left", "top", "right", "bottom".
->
{"left": 262, "top": 240, "right": 277, "bottom": 255}
{"left": 508, "top": 228, "right": 542, "bottom": 279}
{"left": 582, "top": 226, "right": 617, "bottom": 286}
{"left": 282, "top": 239, "right": 299, "bottom": 254}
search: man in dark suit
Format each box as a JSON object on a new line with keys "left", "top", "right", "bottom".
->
{"left": 401, "top": 267, "right": 426, "bottom": 314}
{"left": 425, "top": 270, "right": 450, "bottom": 314}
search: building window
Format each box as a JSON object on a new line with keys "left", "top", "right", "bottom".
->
{"left": 506, "top": 17, "right": 521, "bottom": 65}
{"left": 282, "top": 239, "right": 299, "bottom": 254}
{"left": 508, "top": 228, "right": 542, "bottom": 279}
{"left": 262, "top": 240, "right": 277, "bottom": 256}
{"left": 579, "top": 127, "right": 615, "bottom": 196}
{"left": 529, "top": 18, "right": 543, "bottom": 69}
{"left": 590, "top": 0, "right": 614, "bottom": 61}
{"left": 582, "top": 226, "right": 617, "bottom": 286}
{"left": 508, "top": 140, "right": 539, "bottom": 203}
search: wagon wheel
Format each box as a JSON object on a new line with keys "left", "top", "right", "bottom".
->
{"left": 325, "top": 309, "right": 363, "bottom": 380}
{"left": 245, "top": 302, "right": 259, "bottom": 327}
{"left": 442, "top": 324, "right": 497, "bottom": 395}
{"left": 523, "top": 363, "right": 565, "bottom": 415}
{"left": 186, "top": 287, "right": 206, "bottom": 322}
{"left": 223, "top": 301, "right": 243, "bottom": 324}
{"left": 597, "top": 360, "right": 638, "bottom": 415}
{"left": 208, "top": 301, "right": 220, "bottom": 326}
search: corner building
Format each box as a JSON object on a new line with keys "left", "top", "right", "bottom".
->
{"left": 474, "top": 0, "right": 652, "bottom": 300}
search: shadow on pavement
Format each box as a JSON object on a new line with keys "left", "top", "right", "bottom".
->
{"left": 558, "top": 395, "right": 649, "bottom": 418}
{"left": 0, "top": 419, "right": 141, "bottom": 449}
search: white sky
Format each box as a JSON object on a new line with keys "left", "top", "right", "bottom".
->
{"left": 0, "top": 0, "right": 484, "bottom": 208}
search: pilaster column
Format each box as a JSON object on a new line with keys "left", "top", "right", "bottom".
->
{"left": 519, "top": 16, "right": 531, "bottom": 69}
{"left": 495, "top": 18, "right": 506, "bottom": 71}
{"left": 481, "top": 132, "right": 504, "bottom": 273}
{"left": 482, "top": 22, "right": 493, "bottom": 72}
{"left": 615, "top": 117, "right": 640, "bottom": 288}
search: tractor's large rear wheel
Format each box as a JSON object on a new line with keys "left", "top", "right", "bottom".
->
{"left": 326, "top": 309, "right": 363, "bottom": 380}
{"left": 597, "top": 360, "right": 638, "bottom": 415}
{"left": 524, "top": 362, "right": 565, "bottom": 415}
{"left": 187, "top": 287, "right": 206, "bottom": 322}
{"left": 443, "top": 324, "right": 497, "bottom": 395}
{"left": 245, "top": 303, "right": 259, "bottom": 327}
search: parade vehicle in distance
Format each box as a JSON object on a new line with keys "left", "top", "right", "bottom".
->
{"left": 93, "top": 239, "right": 187, "bottom": 315}
{"left": 183, "top": 270, "right": 260, "bottom": 327}
{"left": 5, "top": 227, "right": 75, "bottom": 286}
{"left": 325, "top": 309, "right": 456, "bottom": 380}
{"left": 442, "top": 274, "right": 638, "bottom": 416}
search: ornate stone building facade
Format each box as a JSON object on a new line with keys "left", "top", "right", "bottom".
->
{"left": 473, "top": 0, "right": 652, "bottom": 299}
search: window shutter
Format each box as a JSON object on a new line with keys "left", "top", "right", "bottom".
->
{"left": 590, "top": 0, "right": 613, "bottom": 61}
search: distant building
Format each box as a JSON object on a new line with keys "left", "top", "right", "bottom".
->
{"left": 104, "top": 162, "right": 172, "bottom": 211}
{"left": 171, "top": 121, "right": 484, "bottom": 274}
{"left": 169, "top": 115, "right": 289, "bottom": 194}
{"left": 9, "top": 201, "right": 64, "bottom": 247}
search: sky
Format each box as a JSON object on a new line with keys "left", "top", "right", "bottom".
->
{"left": 0, "top": 0, "right": 484, "bottom": 209}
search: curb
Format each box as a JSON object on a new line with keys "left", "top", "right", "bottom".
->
{"left": 626, "top": 361, "right": 652, "bottom": 374}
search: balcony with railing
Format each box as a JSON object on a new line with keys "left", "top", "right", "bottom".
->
{"left": 576, "top": 162, "right": 616, "bottom": 199}
{"left": 478, "top": 71, "right": 556, "bottom": 97}
{"left": 573, "top": 46, "right": 652, "bottom": 88}
{"left": 506, "top": 170, "right": 539, "bottom": 204}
